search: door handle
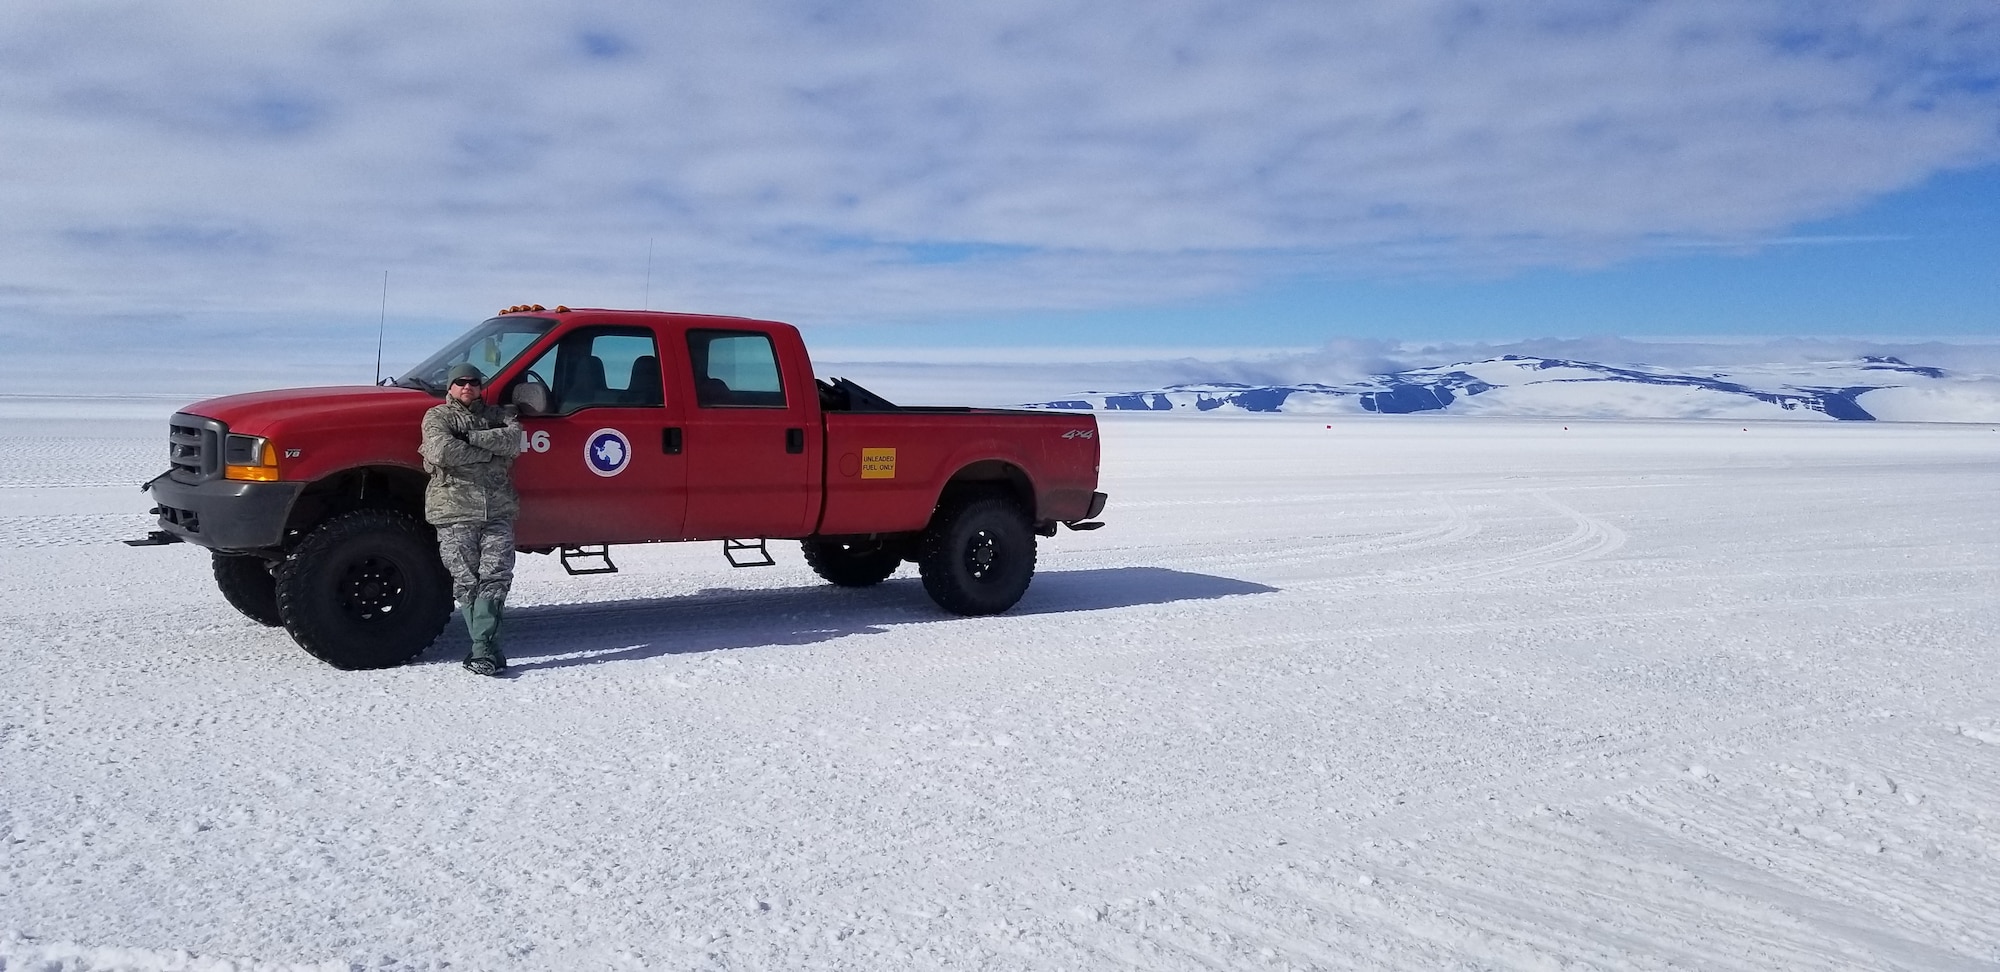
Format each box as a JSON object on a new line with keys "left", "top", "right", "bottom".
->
{"left": 785, "top": 428, "right": 805, "bottom": 454}
{"left": 663, "top": 427, "right": 683, "bottom": 454}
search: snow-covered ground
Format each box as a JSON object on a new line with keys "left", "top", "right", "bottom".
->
{"left": 3, "top": 402, "right": 1999, "bottom": 971}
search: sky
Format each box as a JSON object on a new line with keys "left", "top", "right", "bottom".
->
{"left": 2, "top": 0, "right": 1998, "bottom": 393}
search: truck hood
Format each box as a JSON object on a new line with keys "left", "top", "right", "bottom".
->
{"left": 179, "top": 385, "right": 439, "bottom": 436}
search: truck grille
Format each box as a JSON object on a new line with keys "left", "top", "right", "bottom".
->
{"left": 169, "top": 413, "right": 224, "bottom": 483}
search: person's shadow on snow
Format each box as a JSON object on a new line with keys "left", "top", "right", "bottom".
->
{"left": 425, "top": 566, "right": 1277, "bottom": 673}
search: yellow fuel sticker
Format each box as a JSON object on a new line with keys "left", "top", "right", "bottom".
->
{"left": 861, "top": 447, "right": 897, "bottom": 479}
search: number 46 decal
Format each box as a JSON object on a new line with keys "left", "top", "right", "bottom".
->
{"left": 520, "top": 430, "right": 552, "bottom": 453}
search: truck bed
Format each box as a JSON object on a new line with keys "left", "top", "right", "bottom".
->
{"left": 816, "top": 407, "right": 1101, "bottom": 535}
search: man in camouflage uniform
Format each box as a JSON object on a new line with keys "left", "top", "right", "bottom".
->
{"left": 420, "top": 362, "right": 523, "bottom": 676}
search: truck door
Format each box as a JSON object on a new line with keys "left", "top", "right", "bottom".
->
{"left": 506, "top": 325, "right": 687, "bottom": 547}
{"left": 677, "top": 327, "right": 818, "bottom": 539}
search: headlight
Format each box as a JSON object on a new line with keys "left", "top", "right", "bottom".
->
{"left": 223, "top": 434, "right": 280, "bottom": 481}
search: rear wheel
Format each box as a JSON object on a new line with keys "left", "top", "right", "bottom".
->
{"left": 801, "top": 539, "right": 904, "bottom": 587}
{"left": 918, "top": 494, "right": 1037, "bottom": 615}
{"left": 273, "top": 510, "right": 452, "bottom": 670}
{"left": 212, "top": 552, "right": 282, "bottom": 626}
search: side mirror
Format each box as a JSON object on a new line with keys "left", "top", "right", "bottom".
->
{"left": 511, "top": 379, "right": 550, "bottom": 417}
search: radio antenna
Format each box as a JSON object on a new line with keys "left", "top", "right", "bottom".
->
{"left": 374, "top": 270, "right": 389, "bottom": 384}
{"left": 643, "top": 237, "right": 654, "bottom": 310}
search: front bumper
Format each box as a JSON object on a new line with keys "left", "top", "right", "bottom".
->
{"left": 147, "top": 472, "right": 302, "bottom": 552}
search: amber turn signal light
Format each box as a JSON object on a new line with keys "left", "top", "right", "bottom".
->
{"left": 223, "top": 435, "right": 281, "bottom": 482}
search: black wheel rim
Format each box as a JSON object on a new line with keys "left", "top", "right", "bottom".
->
{"left": 338, "top": 554, "right": 407, "bottom": 621}
{"left": 965, "top": 530, "right": 1000, "bottom": 579}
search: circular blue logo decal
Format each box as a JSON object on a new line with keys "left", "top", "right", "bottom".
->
{"left": 584, "top": 428, "right": 631, "bottom": 477}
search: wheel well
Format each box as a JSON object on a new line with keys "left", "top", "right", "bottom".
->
{"left": 937, "top": 460, "right": 1034, "bottom": 519}
{"left": 285, "top": 466, "right": 428, "bottom": 541}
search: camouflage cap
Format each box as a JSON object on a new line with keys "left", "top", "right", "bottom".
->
{"left": 446, "top": 363, "right": 486, "bottom": 384}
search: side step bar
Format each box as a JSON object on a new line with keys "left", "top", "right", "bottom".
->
{"left": 723, "top": 538, "right": 775, "bottom": 568}
{"left": 559, "top": 544, "right": 619, "bottom": 575}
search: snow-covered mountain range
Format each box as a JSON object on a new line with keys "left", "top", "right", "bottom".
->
{"left": 1028, "top": 355, "right": 2000, "bottom": 422}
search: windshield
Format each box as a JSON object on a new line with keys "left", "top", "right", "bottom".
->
{"left": 392, "top": 317, "right": 556, "bottom": 393}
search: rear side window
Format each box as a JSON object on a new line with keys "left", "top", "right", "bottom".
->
{"left": 687, "top": 330, "right": 786, "bottom": 408}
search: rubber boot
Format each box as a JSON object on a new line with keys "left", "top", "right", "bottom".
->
{"left": 484, "top": 597, "right": 507, "bottom": 667}
{"left": 464, "top": 596, "right": 506, "bottom": 672}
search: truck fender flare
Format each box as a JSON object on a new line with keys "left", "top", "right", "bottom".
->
{"left": 287, "top": 463, "right": 432, "bottom": 536}
{"left": 930, "top": 457, "right": 1036, "bottom": 522}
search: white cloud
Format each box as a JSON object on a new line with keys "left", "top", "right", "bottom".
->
{"left": 1, "top": 0, "right": 1996, "bottom": 329}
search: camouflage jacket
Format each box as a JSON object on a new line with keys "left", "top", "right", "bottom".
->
{"left": 419, "top": 399, "right": 522, "bottom": 526}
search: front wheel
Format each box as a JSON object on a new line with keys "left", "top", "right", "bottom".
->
{"left": 918, "top": 494, "right": 1037, "bottom": 615}
{"left": 212, "top": 552, "right": 282, "bottom": 626}
{"left": 801, "top": 539, "right": 904, "bottom": 587}
{"left": 273, "top": 510, "right": 453, "bottom": 670}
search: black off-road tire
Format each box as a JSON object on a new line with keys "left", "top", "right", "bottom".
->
{"left": 212, "top": 552, "right": 283, "bottom": 626}
{"left": 273, "top": 510, "right": 453, "bottom": 670}
{"left": 801, "top": 539, "right": 904, "bottom": 587}
{"left": 918, "top": 494, "right": 1037, "bottom": 615}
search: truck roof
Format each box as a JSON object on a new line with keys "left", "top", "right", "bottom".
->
{"left": 497, "top": 307, "right": 792, "bottom": 331}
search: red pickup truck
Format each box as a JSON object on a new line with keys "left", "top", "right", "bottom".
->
{"left": 138, "top": 306, "right": 1106, "bottom": 669}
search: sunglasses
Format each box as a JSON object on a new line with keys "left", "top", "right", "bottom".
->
{"left": 451, "top": 377, "right": 482, "bottom": 387}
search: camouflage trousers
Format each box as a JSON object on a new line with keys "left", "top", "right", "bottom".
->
{"left": 436, "top": 519, "right": 516, "bottom": 605}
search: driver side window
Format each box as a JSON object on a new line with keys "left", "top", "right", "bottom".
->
{"left": 519, "top": 328, "right": 663, "bottom": 415}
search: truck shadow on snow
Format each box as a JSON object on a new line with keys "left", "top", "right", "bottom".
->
{"left": 430, "top": 566, "right": 1277, "bottom": 673}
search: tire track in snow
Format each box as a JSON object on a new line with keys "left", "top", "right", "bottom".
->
{"left": 1332, "top": 723, "right": 2000, "bottom": 970}
{"left": 895, "top": 626, "right": 1998, "bottom": 952}
{"left": 1297, "top": 488, "right": 1625, "bottom": 588}
{"left": 1443, "top": 489, "right": 1627, "bottom": 581}
{"left": 1067, "top": 490, "right": 1484, "bottom": 576}
{"left": 1350, "top": 822, "right": 1873, "bottom": 970}
{"left": 0, "top": 436, "right": 161, "bottom": 488}
{"left": 1606, "top": 739, "right": 2000, "bottom": 956}
{"left": 1015, "top": 710, "right": 2000, "bottom": 972}
{"left": 858, "top": 594, "right": 1996, "bottom": 930}
{"left": 0, "top": 513, "right": 157, "bottom": 548}
{"left": 1088, "top": 487, "right": 1625, "bottom": 596}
